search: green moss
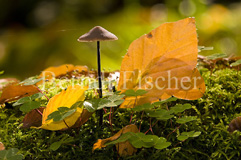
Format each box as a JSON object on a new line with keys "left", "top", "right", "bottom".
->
{"left": 1, "top": 68, "right": 241, "bottom": 159}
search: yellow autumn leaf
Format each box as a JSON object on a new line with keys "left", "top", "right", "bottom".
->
{"left": 39, "top": 85, "right": 87, "bottom": 131}
{"left": 118, "top": 18, "right": 206, "bottom": 108}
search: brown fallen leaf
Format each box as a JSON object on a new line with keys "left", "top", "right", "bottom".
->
{"left": 93, "top": 124, "right": 138, "bottom": 156}
{"left": 0, "top": 83, "right": 39, "bottom": 104}
{"left": 0, "top": 78, "right": 19, "bottom": 91}
{"left": 0, "top": 142, "right": 5, "bottom": 150}
{"left": 72, "top": 109, "right": 93, "bottom": 128}
{"left": 118, "top": 18, "right": 206, "bottom": 108}
{"left": 228, "top": 116, "right": 241, "bottom": 133}
{"left": 21, "top": 107, "right": 45, "bottom": 128}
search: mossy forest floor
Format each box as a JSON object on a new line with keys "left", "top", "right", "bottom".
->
{"left": 1, "top": 68, "right": 241, "bottom": 160}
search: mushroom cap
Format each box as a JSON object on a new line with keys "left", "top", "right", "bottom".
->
{"left": 77, "top": 26, "right": 118, "bottom": 42}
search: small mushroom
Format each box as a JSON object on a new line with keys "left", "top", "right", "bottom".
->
{"left": 78, "top": 26, "right": 118, "bottom": 126}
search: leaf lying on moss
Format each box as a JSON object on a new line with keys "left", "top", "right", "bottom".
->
{"left": 0, "top": 83, "right": 39, "bottom": 104}
{"left": 22, "top": 107, "right": 45, "bottom": 128}
{"left": 107, "top": 132, "right": 171, "bottom": 150}
{"left": 39, "top": 85, "right": 88, "bottom": 131}
{"left": 0, "top": 78, "right": 19, "bottom": 91}
{"left": 228, "top": 116, "right": 241, "bottom": 133}
{"left": 93, "top": 124, "right": 138, "bottom": 156}
{"left": 0, "top": 142, "right": 5, "bottom": 151}
{"left": 118, "top": 18, "right": 206, "bottom": 108}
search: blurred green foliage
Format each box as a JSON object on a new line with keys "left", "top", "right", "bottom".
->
{"left": 0, "top": 0, "right": 241, "bottom": 79}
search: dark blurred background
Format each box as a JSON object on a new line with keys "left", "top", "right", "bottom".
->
{"left": 0, "top": 0, "right": 241, "bottom": 79}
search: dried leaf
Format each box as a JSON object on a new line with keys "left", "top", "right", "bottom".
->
{"left": 93, "top": 124, "right": 138, "bottom": 156}
{"left": 0, "top": 78, "right": 19, "bottom": 91}
{"left": 228, "top": 116, "right": 241, "bottom": 133}
{"left": 0, "top": 142, "right": 5, "bottom": 151}
{"left": 39, "top": 85, "right": 87, "bottom": 131}
{"left": 117, "top": 18, "right": 205, "bottom": 108}
{"left": 0, "top": 83, "right": 39, "bottom": 104}
{"left": 72, "top": 109, "right": 93, "bottom": 128}
{"left": 21, "top": 107, "right": 45, "bottom": 128}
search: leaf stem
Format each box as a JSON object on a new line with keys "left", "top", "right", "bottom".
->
{"left": 166, "top": 124, "right": 182, "bottom": 140}
{"left": 145, "top": 119, "right": 158, "bottom": 134}
{"left": 34, "top": 85, "right": 50, "bottom": 101}
{"left": 139, "top": 111, "right": 144, "bottom": 132}
{"left": 35, "top": 108, "right": 43, "bottom": 116}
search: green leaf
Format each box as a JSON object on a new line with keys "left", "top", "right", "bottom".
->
{"left": 176, "top": 116, "right": 197, "bottom": 124}
{"left": 19, "top": 101, "right": 41, "bottom": 113}
{"left": 0, "top": 148, "right": 23, "bottom": 160}
{"left": 98, "top": 94, "right": 125, "bottom": 109}
{"left": 106, "top": 132, "right": 134, "bottom": 146}
{"left": 83, "top": 99, "right": 100, "bottom": 112}
{"left": 146, "top": 109, "right": 174, "bottom": 120}
{"left": 152, "top": 97, "right": 177, "bottom": 106}
{"left": 132, "top": 103, "right": 154, "bottom": 112}
{"left": 13, "top": 97, "right": 31, "bottom": 106}
{"left": 31, "top": 93, "right": 44, "bottom": 100}
{"left": 177, "top": 131, "right": 201, "bottom": 141}
{"left": 198, "top": 46, "right": 213, "bottom": 52}
{"left": 206, "top": 53, "right": 227, "bottom": 60}
{"left": 154, "top": 137, "right": 171, "bottom": 150}
{"left": 170, "top": 103, "right": 192, "bottom": 114}
{"left": 70, "top": 101, "right": 83, "bottom": 109}
{"left": 123, "top": 89, "right": 148, "bottom": 97}
{"left": 20, "top": 78, "right": 43, "bottom": 86}
{"left": 106, "top": 132, "right": 171, "bottom": 150}
{"left": 46, "top": 107, "right": 76, "bottom": 122}
{"left": 231, "top": 59, "right": 241, "bottom": 67}
{"left": 50, "top": 142, "right": 62, "bottom": 151}
{"left": 0, "top": 71, "right": 4, "bottom": 75}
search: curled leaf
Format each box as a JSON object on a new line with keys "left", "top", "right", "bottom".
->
{"left": 118, "top": 18, "right": 205, "bottom": 108}
{"left": 93, "top": 124, "right": 138, "bottom": 156}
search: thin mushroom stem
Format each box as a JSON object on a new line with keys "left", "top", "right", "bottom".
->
{"left": 97, "top": 41, "right": 103, "bottom": 126}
